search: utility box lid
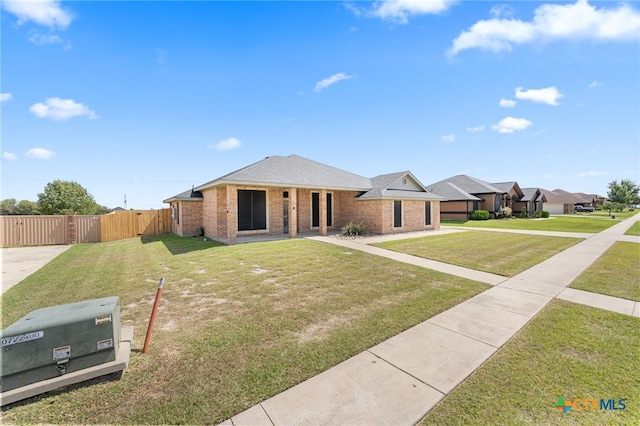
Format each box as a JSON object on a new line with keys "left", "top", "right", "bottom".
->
{"left": 1, "top": 296, "right": 121, "bottom": 392}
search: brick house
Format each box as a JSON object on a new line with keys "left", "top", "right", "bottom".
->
{"left": 425, "top": 175, "right": 545, "bottom": 219}
{"left": 164, "top": 155, "right": 444, "bottom": 243}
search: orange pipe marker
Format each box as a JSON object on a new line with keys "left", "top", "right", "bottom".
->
{"left": 142, "top": 277, "right": 165, "bottom": 354}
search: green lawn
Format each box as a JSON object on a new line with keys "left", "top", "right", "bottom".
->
{"left": 1, "top": 235, "right": 488, "bottom": 424}
{"left": 421, "top": 300, "right": 640, "bottom": 425}
{"left": 570, "top": 241, "right": 640, "bottom": 301}
{"left": 442, "top": 215, "right": 624, "bottom": 233}
{"left": 625, "top": 221, "right": 640, "bottom": 236}
{"left": 375, "top": 231, "right": 582, "bottom": 277}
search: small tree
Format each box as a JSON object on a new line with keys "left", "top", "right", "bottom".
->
{"left": 607, "top": 179, "right": 639, "bottom": 208}
{"left": 37, "top": 180, "right": 102, "bottom": 215}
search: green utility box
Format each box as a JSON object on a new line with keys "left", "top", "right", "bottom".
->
{"left": 1, "top": 297, "right": 121, "bottom": 392}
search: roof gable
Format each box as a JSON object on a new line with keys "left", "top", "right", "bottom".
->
{"left": 359, "top": 171, "right": 444, "bottom": 200}
{"left": 491, "top": 181, "right": 524, "bottom": 197}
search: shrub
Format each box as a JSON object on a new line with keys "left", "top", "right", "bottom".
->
{"left": 521, "top": 207, "right": 528, "bottom": 218}
{"left": 342, "top": 221, "right": 366, "bottom": 236}
{"left": 470, "top": 210, "right": 490, "bottom": 220}
{"left": 541, "top": 211, "right": 550, "bottom": 218}
{"left": 532, "top": 211, "right": 543, "bottom": 218}
{"left": 499, "top": 206, "right": 512, "bottom": 218}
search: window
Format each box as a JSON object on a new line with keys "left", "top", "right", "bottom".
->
{"left": 312, "top": 193, "right": 320, "bottom": 227}
{"left": 394, "top": 200, "right": 402, "bottom": 228}
{"left": 494, "top": 194, "right": 501, "bottom": 212}
{"left": 425, "top": 202, "right": 431, "bottom": 226}
{"left": 311, "top": 192, "right": 333, "bottom": 227}
{"left": 237, "top": 190, "right": 267, "bottom": 231}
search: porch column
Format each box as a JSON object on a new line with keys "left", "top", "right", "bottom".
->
{"left": 319, "top": 189, "right": 327, "bottom": 236}
{"left": 289, "top": 188, "right": 298, "bottom": 238}
{"left": 226, "top": 185, "right": 237, "bottom": 244}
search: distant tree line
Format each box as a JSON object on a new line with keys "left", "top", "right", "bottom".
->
{"left": 1, "top": 180, "right": 110, "bottom": 215}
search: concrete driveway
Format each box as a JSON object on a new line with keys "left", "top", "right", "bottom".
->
{"left": 1, "top": 245, "right": 72, "bottom": 294}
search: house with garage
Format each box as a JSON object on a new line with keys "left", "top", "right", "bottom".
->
{"left": 164, "top": 155, "right": 444, "bottom": 243}
{"left": 540, "top": 188, "right": 582, "bottom": 214}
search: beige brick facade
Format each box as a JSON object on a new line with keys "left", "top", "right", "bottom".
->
{"left": 170, "top": 185, "right": 441, "bottom": 242}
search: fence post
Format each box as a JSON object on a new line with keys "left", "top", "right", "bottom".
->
{"left": 66, "top": 213, "right": 76, "bottom": 245}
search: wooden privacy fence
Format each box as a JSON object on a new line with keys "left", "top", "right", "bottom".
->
{"left": 101, "top": 209, "right": 172, "bottom": 242}
{"left": 1, "top": 209, "right": 172, "bottom": 247}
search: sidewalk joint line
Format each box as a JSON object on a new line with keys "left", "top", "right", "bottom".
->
{"left": 365, "top": 350, "right": 446, "bottom": 396}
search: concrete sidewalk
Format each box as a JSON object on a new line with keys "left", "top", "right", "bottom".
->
{"left": 223, "top": 214, "right": 639, "bottom": 425}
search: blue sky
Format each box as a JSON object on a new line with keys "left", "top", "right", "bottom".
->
{"left": 2, "top": 0, "right": 639, "bottom": 209}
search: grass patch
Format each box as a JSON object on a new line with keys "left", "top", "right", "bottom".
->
{"left": 375, "top": 231, "right": 581, "bottom": 277}
{"left": 422, "top": 300, "right": 640, "bottom": 425}
{"left": 1, "top": 235, "right": 488, "bottom": 424}
{"left": 625, "top": 221, "right": 640, "bottom": 236}
{"left": 442, "top": 215, "right": 621, "bottom": 233}
{"left": 570, "top": 242, "right": 640, "bottom": 301}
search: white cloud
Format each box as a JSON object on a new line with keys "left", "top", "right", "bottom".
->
{"left": 491, "top": 116, "right": 533, "bottom": 133}
{"left": 449, "top": 0, "right": 640, "bottom": 55}
{"left": 314, "top": 73, "right": 353, "bottom": 92}
{"left": 515, "top": 86, "right": 564, "bottom": 105}
{"left": 588, "top": 81, "right": 602, "bottom": 88}
{"left": 1, "top": 93, "right": 12, "bottom": 103}
{"left": 578, "top": 171, "right": 606, "bottom": 177}
{"left": 2, "top": 0, "right": 73, "bottom": 29}
{"left": 369, "top": 0, "right": 458, "bottom": 24}
{"left": 2, "top": 152, "right": 18, "bottom": 161}
{"left": 30, "top": 98, "right": 98, "bottom": 120}
{"left": 467, "top": 125, "right": 485, "bottom": 132}
{"left": 28, "top": 31, "right": 63, "bottom": 45}
{"left": 490, "top": 4, "right": 515, "bottom": 19}
{"left": 499, "top": 98, "right": 516, "bottom": 108}
{"left": 441, "top": 134, "right": 455, "bottom": 143}
{"left": 25, "top": 148, "right": 55, "bottom": 159}
{"left": 210, "top": 137, "right": 242, "bottom": 151}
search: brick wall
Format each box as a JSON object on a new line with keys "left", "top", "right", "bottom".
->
{"left": 202, "top": 187, "right": 218, "bottom": 238}
{"left": 180, "top": 201, "right": 203, "bottom": 236}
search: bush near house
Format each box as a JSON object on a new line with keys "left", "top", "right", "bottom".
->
{"left": 497, "top": 207, "right": 512, "bottom": 219}
{"left": 470, "top": 210, "right": 490, "bottom": 220}
{"left": 342, "top": 221, "right": 366, "bottom": 236}
{"left": 520, "top": 207, "right": 527, "bottom": 218}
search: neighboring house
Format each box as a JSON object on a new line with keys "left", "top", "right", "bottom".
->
{"left": 426, "top": 175, "right": 548, "bottom": 219}
{"left": 491, "top": 182, "right": 525, "bottom": 213}
{"left": 574, "top": 192, "right": 605, "bottom": 209}
{"left": 517, "top": 188, "right": 547, "bottom": 217}
{"left": 164, "top": 155, "right": 444, "bottom": 243}
{"left": 540, "top": 188, "right": 581, "bottom": 214}
{"left": 426, "top": 175, "right": 515, "bottom": 219}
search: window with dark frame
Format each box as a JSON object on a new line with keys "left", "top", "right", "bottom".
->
{"left": 237, "top": 190, "right": 267, "bottom": 231}
{"left": 311, "top": 192, "right": 333, "bottom": 228}
{"left": 425, "top": 201, "right": 431, "bottom": 226}
{"left": 393, "top": 200, "right": 402, "bottom": 228}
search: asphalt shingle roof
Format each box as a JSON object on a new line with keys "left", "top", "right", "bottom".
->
{"left": 195, "top": 155, "right": 372, "bottom": 191}
{"left": 427, "top": 175, "right": 504, "bottom": 198}
{"left": 163, "top": 189, "right": 203, "bottom": 203}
